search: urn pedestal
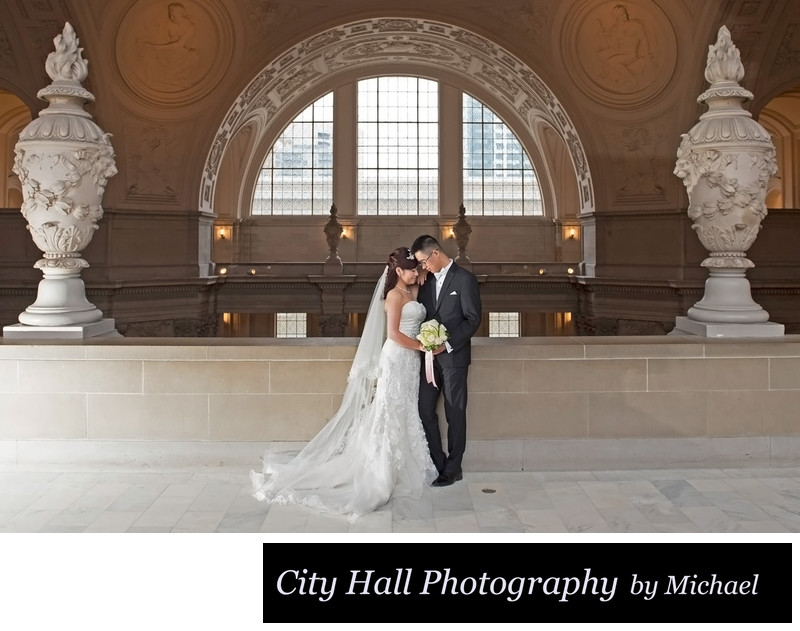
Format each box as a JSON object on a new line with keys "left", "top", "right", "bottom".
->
{"left": 3, "top": 23, "right": 118, "bottom": 340}
{"left": 671, "top": 26, "right": 783, "bottom": 338}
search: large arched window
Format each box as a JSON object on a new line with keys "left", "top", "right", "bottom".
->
{"left": 463, "top": 94, "right": 542, "bottom": 215}
{"left": 358, "top": 76, "right": 438, "bottom": 215}
{"left": 252, "top": 92, "right": 333, "bottom": 215}
{"left": 252, "top": 77, "right": 542, "bottom": 216}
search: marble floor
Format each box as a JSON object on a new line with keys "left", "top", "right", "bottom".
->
{"left": 2, "top": 465, "right": 800, "bottom": 533}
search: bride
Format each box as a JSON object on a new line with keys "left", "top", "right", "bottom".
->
{"left": 250, "top": 247, "right": 439, "bottom": 520}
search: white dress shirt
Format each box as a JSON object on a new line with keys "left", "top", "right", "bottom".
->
{"left": 434, "top": 260, "right": 454, "bottom": 352}
{"left": 434, "top": 259, "right": 453, "bottom": 300}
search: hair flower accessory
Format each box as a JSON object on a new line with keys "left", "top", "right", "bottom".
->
{"left": 406, "top": 250, "right": 415, "bottom": 260}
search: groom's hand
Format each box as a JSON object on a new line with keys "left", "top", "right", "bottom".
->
{"left": 417, "top": 269, "right": 429, "bottom": 285}
{"left": 432, "top": 344, "right": 446, "bottom": 355}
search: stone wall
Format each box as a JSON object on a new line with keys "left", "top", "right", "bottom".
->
{"left": 2, "top": 336, "right": 799, "bottom": 470}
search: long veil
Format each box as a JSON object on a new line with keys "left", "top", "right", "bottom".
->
{"left": 250, "top": 268, "right": 388, "bottom": 504}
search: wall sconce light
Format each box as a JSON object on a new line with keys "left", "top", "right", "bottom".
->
{"left": 249, "top": 268, "right": 257, "bottom": 275}
{"left": 567, "top": 267, "right": 575, "bottom": 275}
{"left": 340, "top": 226, "right": 351, "bottom": 239}
{"left": 538, "top": 268, "right": 547, "bottom": 275}
{"left": 218, "top": 266, "right": 228, "bottom": 275}
{"left": 445, "top": 226, "right": 455, "bottom": 239}
{"left": 567, "top": 227, "right": 577, "bottom": 240}
{"left": 218, "top": 227, "right": 227, "bottom": 240}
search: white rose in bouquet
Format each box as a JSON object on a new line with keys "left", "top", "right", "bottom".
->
{"left": 417, "top": 319, "right": 449, "bottom": 351}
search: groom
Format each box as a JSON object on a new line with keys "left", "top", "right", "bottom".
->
{"left": 412, "top": 235, "right": 482, "bottom": 487}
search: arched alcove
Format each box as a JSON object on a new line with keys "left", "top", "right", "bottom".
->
{"left": 201, "top": 18, "right": 593, "bottom": 223}
{"left": 758, "top": 86, "right": 800, "bottom": 210}
{"left": 0, "top": 90, "right": 31, "bottom": 207}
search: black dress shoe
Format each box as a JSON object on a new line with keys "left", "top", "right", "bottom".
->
{"left": 432, "top": 471, "right": 463, "bottom": 487}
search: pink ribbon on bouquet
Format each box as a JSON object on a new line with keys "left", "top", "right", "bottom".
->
{"left": 425, "top": 350, "right": 438, "bottom": 388}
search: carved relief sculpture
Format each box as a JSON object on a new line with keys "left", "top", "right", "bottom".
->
{"left": 127, "top": 124, "right": 176, "bottom": 198}
{"left": 10, "top": 23, "right": 117, "bottom": 330}
{"left": 136, "top": 2, "right": 200, "bottom": 91}
{"left": 673, "top": 26, "right": 782, "bottom": 336}
{"left": 563, "top": 1, "right": 676, "bottom": 109}
{"left": 616, "top": 125, "right": 665, "bottom": 198}
{"left": 116, "top": 0, "right": 233, "bottom": 106}
{"left": 595, "top": 3, "right": 652, "bottom": 90}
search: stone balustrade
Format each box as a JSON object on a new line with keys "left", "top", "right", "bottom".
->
{"left": 1, "top": 336, "right": 799, "bottom": 470}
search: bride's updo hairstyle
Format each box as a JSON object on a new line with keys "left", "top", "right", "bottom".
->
{"left": 383, "top": 246, "right": 417, "bottom": 299}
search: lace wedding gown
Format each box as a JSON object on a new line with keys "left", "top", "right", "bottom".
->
{"left": 250, "top": 299, "right": 439, "bottom": 521}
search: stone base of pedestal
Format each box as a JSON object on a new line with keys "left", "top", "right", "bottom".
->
{"left": 3, "top": 319, "right": 119, "bottom": 340}
{"left": 670, "top": 316, "right": 785, "bottom": 338}
{"left": 323, "top": 258, "right": 343, "bottom": 275}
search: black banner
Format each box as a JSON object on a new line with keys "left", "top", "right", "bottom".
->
{"left": 262, "top": 543, "right": 791, "bottom": 623}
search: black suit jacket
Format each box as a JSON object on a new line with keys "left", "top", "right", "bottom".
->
{"left": 418, "top": 262, "right": 482, "bottom": 368}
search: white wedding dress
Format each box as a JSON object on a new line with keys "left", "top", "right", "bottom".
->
{"left": 250, "top": 276, "right": 438, "bottom": 521}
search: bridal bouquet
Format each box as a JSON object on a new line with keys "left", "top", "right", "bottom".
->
{"left": 417, "top": 319, "right": 449, "bottom": 351}
{"left": 417, "top": 319, "right": 449, "bottom": 388}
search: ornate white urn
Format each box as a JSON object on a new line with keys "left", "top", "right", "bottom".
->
{"left": 673, "top": 26, "right": 782, "bottom": 336}
{"left": 11, "top": 23, "right": 117, "bottom": 330}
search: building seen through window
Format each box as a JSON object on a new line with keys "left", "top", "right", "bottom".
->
{"left": 252, "top": 77, "right": 541, "bottom": 217}
{"left": 253, "top": 93, "right": 333, "bottom": 215}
